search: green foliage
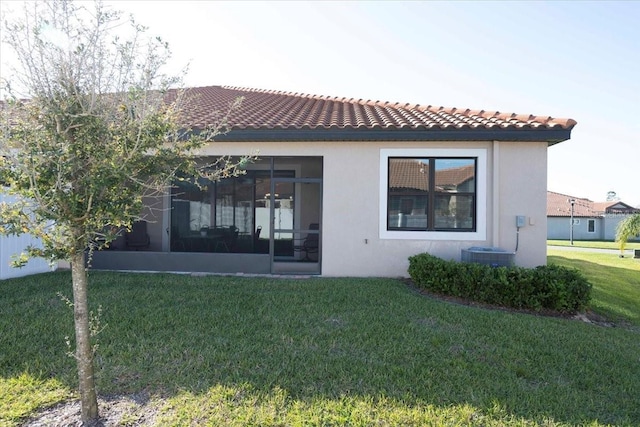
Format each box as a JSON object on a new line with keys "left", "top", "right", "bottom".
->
{"left": 616, "top": 213, "right": 640, "bottom": 252}
{"left": 408, "top": 253, "right": 592, "bottom": 313}
{"left": 0, "top": 0, "right": 253, "bottom": 263}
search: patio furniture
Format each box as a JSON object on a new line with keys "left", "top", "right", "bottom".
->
{"left": 295, "top": 223, "right": 319, "bottom": 261}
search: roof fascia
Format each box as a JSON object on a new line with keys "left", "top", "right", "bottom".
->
{"left": 213, "top": 128, "right": 572, "bottom": 145}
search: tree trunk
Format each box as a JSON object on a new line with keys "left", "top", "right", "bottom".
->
{"left": 70, "top": 251, "right": 99, "bottom": 423}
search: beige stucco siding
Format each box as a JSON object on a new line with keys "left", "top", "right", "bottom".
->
{"left": 198, "top": 139, "right": 549, "bottom": 277}
{"left": 492, "top": 141, "right": 548, "bottom": 268}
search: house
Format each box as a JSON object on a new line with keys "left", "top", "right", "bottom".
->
{"left": 547, "top": 191, "right": 640, "bottom": 241}
{"left": 91, "top": 85, "right": 576, "bottom": 277}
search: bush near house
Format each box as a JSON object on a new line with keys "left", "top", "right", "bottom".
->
{"left": 408, "top": 253, "right": 591, "bottom": 313}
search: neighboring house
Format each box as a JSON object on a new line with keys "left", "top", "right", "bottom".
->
{"left": 91, "top": 85, "right": 576, "bottom": 277}
{"left": 0, "top": 191, "right": 55, "bottom": 279}
{"left": 547, "top": 191, "right": 640, "bottom": 241}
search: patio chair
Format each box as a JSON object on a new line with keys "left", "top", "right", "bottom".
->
{"left": 298, "top": 223, "right": 319, "bottom": 261}
{"left": 214, "top": 226, "right": 239, "bottom": 252}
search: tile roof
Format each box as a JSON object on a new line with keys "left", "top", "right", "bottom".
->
{"left": 547, "top": 191, "right": 640, "bottom": 217}
{"left": 173, "top": 85, "right": 576, "bottom": 144}
{"left": 547, "top": 191, "right": 598, "bottom": 217}
{"left": 593, "top": 201, "right": 640, "bottom": 214}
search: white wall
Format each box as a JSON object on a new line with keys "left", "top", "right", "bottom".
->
{"left": 548, "top": 217, "right": 603, "bottom": 240}
{"left": 199, "top": 138, "right": 552, "bottom": 276}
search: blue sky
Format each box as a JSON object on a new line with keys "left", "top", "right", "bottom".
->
{"left": 2, "top": 1, "right": 638, "bottom": 206}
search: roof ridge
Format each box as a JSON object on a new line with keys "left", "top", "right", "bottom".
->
{"left": 219, "top": 86, "right": 576, "bottom": 126}
{"left": 548, "top": 190, "right": 592, "bottom": 202}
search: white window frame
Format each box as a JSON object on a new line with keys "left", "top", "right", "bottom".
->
{"left": 379, "top": 148, "right": 487, "bottom": 241}
{"left": 587, "top": 219, "right": 596, "bottom": 233}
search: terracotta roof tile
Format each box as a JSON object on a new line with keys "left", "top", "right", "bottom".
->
{"left": 547, "top": 191, "right": 598, "bottom": 217}
{"left": 174, "top": 86, "right": 577, "bottom": 138}
{"left": 4, "top": 85, "right": 575, "bottom": 143}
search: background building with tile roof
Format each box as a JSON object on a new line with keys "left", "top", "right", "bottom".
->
{"left": 547, "top": 191, "right": 640, "bottom": 241}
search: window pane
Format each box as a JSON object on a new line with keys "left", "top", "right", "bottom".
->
{"left": 434, "top": 158, "right": 475, "bottom": 193}
{"left": 388, "top": 158, "right": 430, "bottom": 190}
{"left": 388, "top": 158, "right": 429, "bottom": 229}
{"left": 434, "top": 194, "right": 474, "bottom": 230}
{"left": 388, "top": 195, "right": 428, "bottom": 228}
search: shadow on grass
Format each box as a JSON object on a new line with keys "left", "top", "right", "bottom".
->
{"left": 1, "top": 271, "right": 639, "bottom": 425}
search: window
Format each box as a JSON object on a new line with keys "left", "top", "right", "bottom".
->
{"left": 588, "top": 219, "right": 595, "bottom": 233}
{"left": 388, "top": 157, "right": 476, "bottom": 231}
{"left": 379, "top": 148, "right": 487, "bottom": 241}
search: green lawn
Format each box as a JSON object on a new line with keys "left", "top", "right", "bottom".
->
{"left": 548, "top": 239, "right": 640, "bottom": 250}
{"left": 548, "top": 248, "right": 640, "bottom": 327}
{"left": 1, "top": 269, "right": 639, "bottom": 426}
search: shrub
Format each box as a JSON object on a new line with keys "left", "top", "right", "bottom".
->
{"left": 408, "top": 253, "right": 591, "bottom": 313}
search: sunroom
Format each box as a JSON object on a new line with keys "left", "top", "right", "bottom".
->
{"left": 91, "top": 155, "right": 323, "bottom": 275}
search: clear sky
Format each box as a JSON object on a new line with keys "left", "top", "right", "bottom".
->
{"left": 2, "top": 1, "right": 638, "bottom": 206}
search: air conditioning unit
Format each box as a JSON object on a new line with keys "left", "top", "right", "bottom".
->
{"left": 461, "top": 247, "right": 515, "bottom": 267}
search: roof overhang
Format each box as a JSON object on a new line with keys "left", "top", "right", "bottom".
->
{"left": 214, "top": 127, "right": 573, "bottom": 145}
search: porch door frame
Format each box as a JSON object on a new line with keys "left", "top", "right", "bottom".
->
{"left": 269, "top": 176, "right": 322, "bottom": 275}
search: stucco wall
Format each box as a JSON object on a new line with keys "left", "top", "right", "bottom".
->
{"left": 198, "top": 139, "right": 551, "bottom": 277}
{"left": 491, "top": 141, "right": 549, "bottom": 268}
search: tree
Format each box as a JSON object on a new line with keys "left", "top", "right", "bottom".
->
{"left": 0, "top": 1, "right": 251, "bottom": 423}
{"left": 616, "top": 213, "right": 640, "bottom": 254}
{"left": 606, "top": 191, "right": 619, "bottom": 202}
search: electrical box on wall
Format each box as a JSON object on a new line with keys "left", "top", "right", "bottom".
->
{"left": 516, "top": 215, "right": 526, "bottom": 228}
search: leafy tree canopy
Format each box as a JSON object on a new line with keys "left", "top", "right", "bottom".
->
{"left": 0, "top": 0, "right": 251, "bottom": 263}
{"left": 616, "top": 213, "right": 640, "bottom": 252}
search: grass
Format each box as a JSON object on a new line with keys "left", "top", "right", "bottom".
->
{"left": 1, "top": 269, "right": 639, "bottom": 426}
{"left": 0, "top": 374, "right": 70, "bottom": 424}
{"left": 548, "top": 248, "right": 640, "bottom": 327}
{"left": 548, "top": 239, "right": 640, "bottom": 250}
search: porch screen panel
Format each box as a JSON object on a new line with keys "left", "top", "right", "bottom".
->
{"left": 170, "top": 179, "right": 214, "bottom": 252}
{"left": 170, "top": 167, "right": 297, "bottom": 254}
